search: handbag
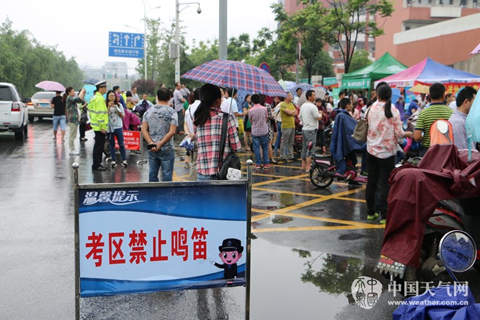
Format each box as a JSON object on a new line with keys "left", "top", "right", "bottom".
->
{"left": 216, "top": 113, "right": 241, "bottom": 180}
{"left": 352, "top": 107, "right": 371, "bottom": 143}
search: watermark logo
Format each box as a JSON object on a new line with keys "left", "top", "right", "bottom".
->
{"left": 351, "top": 276, "right": 382, "bottom": 309}
{"left": 83, "top": 190, "right": 145, "bottom": 206}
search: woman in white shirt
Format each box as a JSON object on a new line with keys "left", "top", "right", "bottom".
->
{"left": 184, "top": 89, "right": 201, "bottom": 168}
{"left": 106, "top": 90, "right": 127, "bottom": 168}
{"left": 365, "top": 84, "right": 412, "bottom": 224}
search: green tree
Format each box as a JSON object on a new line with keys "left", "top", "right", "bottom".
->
{"left": 308, "top": 51, "right": 334, "bottom": 78}
{"left": 325, "top": 0, "right": 393, "bottom": 73}
{"left": 272, "top": 1, "right": 332, "bottom": 83}
{"left": 247, "top": 27, "right": 294, "bottom": 80}
{"left": 348, "top": 49, "right": 372, "bottom": 72}
{"left": 136, "top": 18, "right": 161, "bottom": 81}
{"left": 0, "top": 19, "right": 83, "bottom": 97}
{"left": 227, "top": 33, "right": 251, "bottom": 62}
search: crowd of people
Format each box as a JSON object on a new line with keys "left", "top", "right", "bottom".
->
{"left": 50, "top": 79, "right": 477, "bottom": 224}
{"left": 329, "top": 82, "right": 476, "bottom": 225}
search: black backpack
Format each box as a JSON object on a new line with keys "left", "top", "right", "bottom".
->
{"left": 216, "top": 113, "right": 241, "bottom": 180}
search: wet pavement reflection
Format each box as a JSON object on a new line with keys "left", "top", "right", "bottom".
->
{"left": 0, "top": 122, "right": 394, "bottom": 319}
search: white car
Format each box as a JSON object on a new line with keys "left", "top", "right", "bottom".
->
{"left": 0, "top": 82, "right": 28, "bottom": 140}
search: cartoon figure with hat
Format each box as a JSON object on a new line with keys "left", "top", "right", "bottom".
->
{"left": 215, "top": 238, "right": 243, "bottom": 279}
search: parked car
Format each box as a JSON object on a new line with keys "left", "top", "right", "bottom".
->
{"left": 0, "top": 82, "right": 28, "bottom": 140}
{"left": 29, "top": 91, "right": 56, "bottom": 121}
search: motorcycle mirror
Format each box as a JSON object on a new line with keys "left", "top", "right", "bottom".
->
{"left": 438, "top": 230, "right": 477, "bottom": 273}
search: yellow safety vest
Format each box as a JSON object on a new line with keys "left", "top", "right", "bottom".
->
{"left": 88, "top": 92, "right": 108, "bottom": 131}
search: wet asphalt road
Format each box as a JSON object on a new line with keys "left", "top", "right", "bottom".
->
{"left": 0, "top": 121, "right": 402, "bottom": 320}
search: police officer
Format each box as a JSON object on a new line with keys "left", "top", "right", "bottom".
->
{"left": 89, "top": 81, "right": 109, "bottom": 171}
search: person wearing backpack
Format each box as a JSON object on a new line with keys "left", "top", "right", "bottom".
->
{"left": 194, "top": 84, "right": 241, "bottom": 181}
{"left": 366, "top": 84, "right": 412, "bottom": 224}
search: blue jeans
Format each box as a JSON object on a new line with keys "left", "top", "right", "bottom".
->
{"left": 252, "top": 134, "right": 270, "bottom": 165}
{"left": 148, "top": 149, "right": 175, "bottom": 182}
{"left": 197, "top": 174, "right": 216, "bottom": 181}
{"left": 274, "top": 122, "right": 282, "bottom": 155}
{"left": 109, "top": 128, "right": 126, "bottom": 161}
{"left": 53, "top": 115, "right": 66, "bottom": 131}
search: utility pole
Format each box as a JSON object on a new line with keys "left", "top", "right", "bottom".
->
{"left": 175, "top": 0, "right": 181, "bottom": 83}
{"left": 219, "top": 0, "right": 227, "bottom": 60}
{"left": 295, "top": 41, "right": 300, "bottom": 84}
{"left": 143, "top": 0, "right": 147, "bottom": 80}
{"left": 175, "top": 1, "right": 201, "bottom": 83}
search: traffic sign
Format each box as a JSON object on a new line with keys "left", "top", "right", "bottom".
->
{"left": 108, "top": 32, "right": 145, "bottom": 59}
{"left": 259, "top": 62, "right": 270, "bottom": 74}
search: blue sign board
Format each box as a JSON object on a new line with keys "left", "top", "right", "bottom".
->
{"left": 78, "top": 182, "right": 248, "bottom": 297}
{"left": 108, "top": 31, "right": 145, "bottom": 59}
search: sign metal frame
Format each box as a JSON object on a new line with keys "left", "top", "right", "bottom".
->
{"left": 73, "top": 163, "right": 253, "bottom": 319}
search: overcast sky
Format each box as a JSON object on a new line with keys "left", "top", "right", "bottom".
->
{"left": 1, "top": 0, "right": 279, "bottom": 72}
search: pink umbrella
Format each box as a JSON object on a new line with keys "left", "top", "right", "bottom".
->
{"left": 35, "top": 80, "right": 66, "bottom": 92}
{"left": 470, "top": 43, "right": 480, "bottom": 55}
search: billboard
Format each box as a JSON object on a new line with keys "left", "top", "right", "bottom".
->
{"left": 77, "top": 182, "right": 248, "bottom": 297}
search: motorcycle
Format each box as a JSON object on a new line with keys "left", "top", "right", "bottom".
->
{"left": 377, "top": 197, "right": 480, "bottom": 284}
{"left": 309, "top": 123, "right": 366, "bottom": 188}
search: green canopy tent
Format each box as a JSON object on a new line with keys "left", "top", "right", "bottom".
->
{"left": 341, "top": 52, "right": 407, "bottom": 91}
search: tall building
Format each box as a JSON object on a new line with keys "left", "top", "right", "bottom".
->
{"left": 82, "top": 62, "right": 136, "bottom": 90}
{"left": 284, "top": 0, "right": 480, "bottom": 73}
{"left": 375, "top": 0, "right": 480, "bottom": 66}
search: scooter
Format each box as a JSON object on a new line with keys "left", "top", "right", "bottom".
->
{"left": 377, "top": 197, "right": 480, "bottom": 283}
{"left": 309, "top": 153, "right": 367, "bottom": 188}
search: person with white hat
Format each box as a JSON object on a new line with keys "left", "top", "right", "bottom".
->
{"left": 88, "top": 81, "right": 109, "bottom": 171}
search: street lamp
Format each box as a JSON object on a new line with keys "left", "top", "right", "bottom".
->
{"left": 175, "top": 0, "right": 202, "bottom": 83}
{"left": 126, "top": 2, "right": 161, "bottom": 80}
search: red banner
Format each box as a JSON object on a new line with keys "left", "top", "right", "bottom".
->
{"left": 416, "top": 81, "right": 480, "bottom": 94}
{"left": 114, "top": 130, "right": 141, "bottom": 151}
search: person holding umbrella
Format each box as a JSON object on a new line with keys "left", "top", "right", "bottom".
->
{"left": 88, "top": 81, "right": 109, "bottom": 171}
{"left": 181, "top": 59, "right": 287, "bottom": 175}
{"left": 51, "top": 91, "right": 67, "bottom": 141}
{"left": 194, "top": 84, "right": 241, "bottom": 180}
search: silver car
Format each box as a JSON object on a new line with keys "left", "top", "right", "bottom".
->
{"left": 29, "top": 91, "right": 56, "bottom": 121}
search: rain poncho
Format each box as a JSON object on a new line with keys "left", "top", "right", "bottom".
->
{"left": 330, "top": 109, "right": 364, "bottom": 164}
{"left": 381, "top": 144, "right": 480, "bottom": 267}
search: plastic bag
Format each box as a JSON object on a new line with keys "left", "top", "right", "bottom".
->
{"left": 179, "top": 136, "right": 194, "bottom": 151}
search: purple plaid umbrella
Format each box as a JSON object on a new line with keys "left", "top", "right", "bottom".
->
{"left": 471, "top": 43, "right": 480, "bottom": 55}
{"left": 182, "top": 59, "right": 286, "bottom": 97}
{"left": 35, "top": 80, "right": 66, "bottom": 92}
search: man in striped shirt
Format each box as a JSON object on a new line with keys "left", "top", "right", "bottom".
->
{"left": 413, "top": 83, "right": 453, "bottom": 153}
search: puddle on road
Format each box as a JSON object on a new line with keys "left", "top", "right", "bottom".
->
{"left": 251, "top": 237, "right": 398, "bottom": 319}
{"left": 338, "top": 233, "right": 366, "bottom": 241}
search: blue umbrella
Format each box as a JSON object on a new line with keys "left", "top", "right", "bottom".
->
{"left": 83, "top": 84, "right": 96, "bottom": 103}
